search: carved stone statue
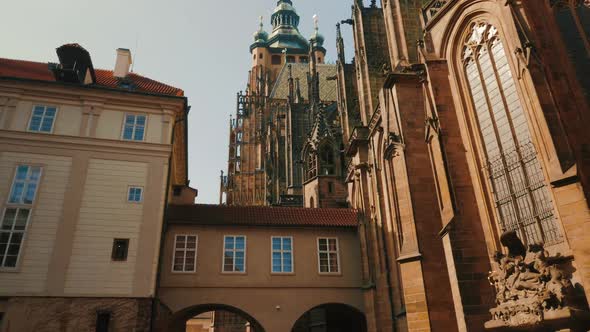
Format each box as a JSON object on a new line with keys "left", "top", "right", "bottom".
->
{"left": 485, "top": 231, "right": 590, "bottom": 330}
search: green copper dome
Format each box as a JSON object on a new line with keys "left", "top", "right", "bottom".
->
{"left": 253, "top": 16, "right": 269, "bottom": 42}
{"left": 250, "top": 0, "right": 309, "bottom": 53}
{"left": 310, "top": 16, "right": 325, "bottom": 47}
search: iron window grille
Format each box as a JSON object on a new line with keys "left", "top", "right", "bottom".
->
{"left": 462, "top": 22, "right": 562, "bottom": 245}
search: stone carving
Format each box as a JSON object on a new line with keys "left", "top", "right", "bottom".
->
{"left": 485, "top": 231, "right": 589, "bottom": 330}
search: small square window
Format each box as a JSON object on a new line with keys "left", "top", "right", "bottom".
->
{"left": 122, "top": 114, "right": 146, "bottom": 141}
{"left": 173, "top": 187, "right": 182, "bottom": 197}
{"left": 111, "top": 239, "right": 129, "bottom": 261}
{"left": 128, "top": 187, "right": 143, "bottom": 203}
{"left": 271, "top": 55, "right": 282, "bottom": 65}
{"left": 28, "top": 105, "right": 57, "bottom": 133}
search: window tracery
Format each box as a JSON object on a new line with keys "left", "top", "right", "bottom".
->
{"left": 462, "top": 22, "right": 562, "bottom": 245}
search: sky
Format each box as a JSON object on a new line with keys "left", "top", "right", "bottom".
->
{"left": 1, "top": 0, "right": 357, "bottom": 204}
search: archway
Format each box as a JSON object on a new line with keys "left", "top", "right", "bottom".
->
{"left": 168, "top": 303, "right": 266, "bottom": 332}
{"left": 291, "top": 303, "right": 367, "bottom": 332}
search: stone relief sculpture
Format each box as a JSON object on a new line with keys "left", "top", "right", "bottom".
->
{"left": 485, "top": 231, "right": 589, "bottom": 330}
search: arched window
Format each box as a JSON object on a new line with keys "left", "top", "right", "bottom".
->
{"left": 310, "top": 197, "right": 315, "bottom": 208}
{"left": 319, "top": 145, "right": 335, "bottom": 175}
{"left": 305, "top": 151, "right": 317, "bottom": 180}
{"left": 462, "top": 22, "right": 562, "bottom": 245}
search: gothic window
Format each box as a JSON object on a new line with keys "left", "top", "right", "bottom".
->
{"left": 462, "top": 22, "right": 562, "bottom": 245}
{"left": 287, "top": 56, "right": 296, "bottom": 63}
{"left": 319, "top": 145, "right": 335, "bottom": 175}
{"left": 305, "top": 151, "right": 317, "bottom": 180}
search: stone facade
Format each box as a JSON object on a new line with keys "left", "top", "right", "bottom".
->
{"left": 337, "top": 0, "right": 590, "bottom": 331}
{"left": 1, "top": 297, "right": 152, "bottom": 332}
{"left": 223, "top": 0, "right": 351, "bottom": 209}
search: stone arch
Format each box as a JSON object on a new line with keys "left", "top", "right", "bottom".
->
{"left": 291, "top": 302, "right": 367, "bottom": 332}
{"left": 166, "top": 303, "right": 266, "bottom": 332}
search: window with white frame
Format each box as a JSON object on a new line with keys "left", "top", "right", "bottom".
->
{"left": 1, "top": 165, "right": 42, "bottom": 268}
{"left": 28, "top": 105, "right": 57, "bottom": 133}
{"left": 223, "top": 235, "right": 245, "bottom": 272}
{"left": 127, "top": 186, "right": 143, "bottom": 203}
{"left": 122, "top": 114, "right": 146, "bottom": 141}
{"left": 318, "top": 237, "right": 339, "bottom": 273}
{"left": 271, "top": 236, "right": 293, "bottom": 273}
{"left": 172, "top": 235, "right": 197, "bottom": 272}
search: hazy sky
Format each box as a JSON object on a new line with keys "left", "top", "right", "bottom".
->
{"left": 1, "top": 0, "right": 356, "bottom": 203}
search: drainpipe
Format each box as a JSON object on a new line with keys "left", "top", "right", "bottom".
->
{"left": 149, "top": 98, "right": 189, "bottom": 331}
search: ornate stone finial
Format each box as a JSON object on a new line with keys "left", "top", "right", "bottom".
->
{"left": 313, "top": 14, "right": 319, "bottom": 32}
{"left": 259, "top": 15, "right": 264, "bottom": 28}
{"left": 370, "top": 0, "right": 377, "bottom": 8}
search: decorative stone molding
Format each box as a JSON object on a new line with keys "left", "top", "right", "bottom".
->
{"left": 485, "top": 231, "right": 590, "bottom": 330}
{"left": 384, "top": 131, "right": 404, "bottom": 159}
{"left": 424, "top": 115, "right": 440, "bottom": 143}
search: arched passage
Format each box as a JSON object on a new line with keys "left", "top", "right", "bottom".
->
{"left": 167, "top": 303, "right": 266, "bottom": 332}
{"left": 291, "top": 303, "right": 367, "bottom": 332}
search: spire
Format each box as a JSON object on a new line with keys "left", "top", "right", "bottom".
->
{"left": 288, "top": 64, "right": 294, "bottom": 103}
{"left": 253, "top": 15, "right": 268, "bottom": 42}
{"left": 336, "top": 23, "right": 345, "bottom": 64}
{"left": 310, "top": 15, "right": 325, "bottom": 48}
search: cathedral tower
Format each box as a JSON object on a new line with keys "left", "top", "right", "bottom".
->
{"left": 224, "top": 0, "right": 340, "bottom": 207}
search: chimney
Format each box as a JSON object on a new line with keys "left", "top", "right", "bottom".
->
{"left": 114, "top": 48, "right": 132, "bottom": 78}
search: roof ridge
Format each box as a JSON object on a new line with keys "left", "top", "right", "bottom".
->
{"left": 0, "top": 57, "right": 184, "bottom": 97}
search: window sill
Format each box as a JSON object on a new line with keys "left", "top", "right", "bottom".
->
{"left": 221, "top": 271, "right": 247, "bottom": 275}
{"left": 171, "top": 270, "right": 197, "bottom": 274}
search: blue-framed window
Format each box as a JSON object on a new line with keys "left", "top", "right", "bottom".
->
{"left": 8, "top": 165, "right": 42, "bottom": 205}
{"left": 223, "top": 235, "right": 245, "bottom": 272}
{"left": 28, "top": 106, "right": 57, "bottom": 133}
{"left": 122, "top": 114, "right": 146, "bottom": 141}
{"left": 127, "top": 187, "right": 143, "bottom": 203}
{"left": 271, "top": 236, "right": 293, "bottom": 273}
{"left": 1, "top": 165, "right": 42, "bottom": 268}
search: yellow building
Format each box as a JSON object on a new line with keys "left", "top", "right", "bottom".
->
{"left": 0, "top": 44, "right": 189, "bottom": 331}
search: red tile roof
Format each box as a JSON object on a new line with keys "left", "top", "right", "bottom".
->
{"left": 167, "top": 204, "right": 359, "bottom": 228}
{"left": 0, "top": 58, "right": 184, "bottom": 97}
